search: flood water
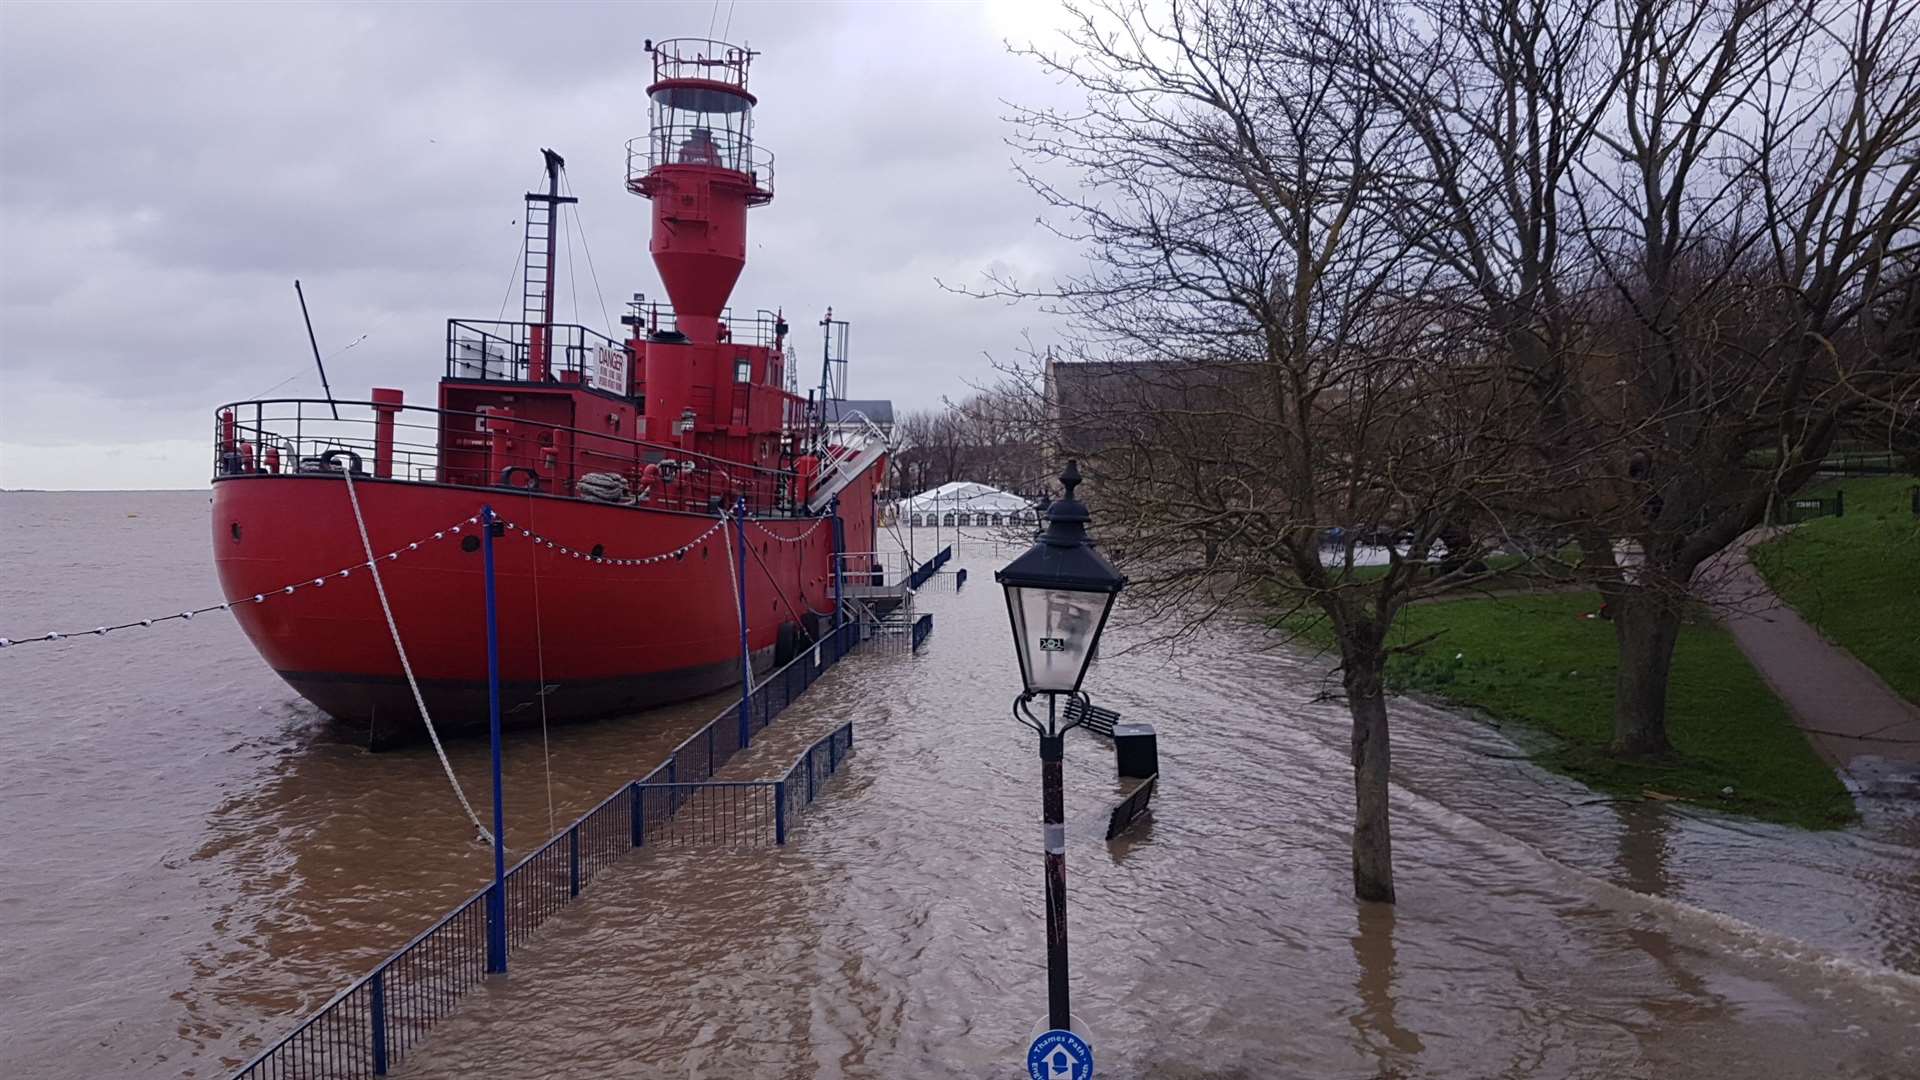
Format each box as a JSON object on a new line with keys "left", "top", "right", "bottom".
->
{"left": 3, "top": 491, "right": 1918, "bottom": 1078}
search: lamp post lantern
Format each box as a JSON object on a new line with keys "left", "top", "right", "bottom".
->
{"left": 995, "top": 460, "right": 1125, "bottom": 1035}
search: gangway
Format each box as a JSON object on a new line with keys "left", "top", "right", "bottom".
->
{"left": 806, "top": 411, "right": 891, "bottom": 513}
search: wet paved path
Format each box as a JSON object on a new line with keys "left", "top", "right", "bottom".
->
{"left": 1711, "top": 530, "right": 1920, "bottom": 770}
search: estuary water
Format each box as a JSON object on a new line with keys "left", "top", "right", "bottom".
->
{"left": 1, "top": 490, "right": 1917, "bottom": 1078}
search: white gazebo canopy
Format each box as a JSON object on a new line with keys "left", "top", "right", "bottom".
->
{"left": 899, "top": 481, "right": 1037, "bottom": 526}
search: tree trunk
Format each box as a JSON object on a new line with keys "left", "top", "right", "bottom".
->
{"left": 1611, "top": 593, "right": 1680, "bottom": 756}
{"left": 1343, "top": 645, "right": 1396, "bottom": 903}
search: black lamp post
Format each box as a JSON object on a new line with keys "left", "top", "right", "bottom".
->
{"left": 995, "top": 460, "right": 1126, "bottom": 1034}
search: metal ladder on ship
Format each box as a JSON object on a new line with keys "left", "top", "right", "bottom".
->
{"left": 522, "top": 148, "right": 578, "bottom": 362}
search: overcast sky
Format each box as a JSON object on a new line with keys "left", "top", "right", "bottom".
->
{"left": 0, "top": 0, "right": 1079, "bottom": 489}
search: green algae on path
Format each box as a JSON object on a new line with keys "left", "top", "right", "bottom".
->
{"left": 1750, "top": 476, "right": 1920, "bottom": 709}
{"left": 1282, "top": 591, "right": 1855, "bottom": 829}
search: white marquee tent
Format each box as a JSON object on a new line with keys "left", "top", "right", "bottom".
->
{"left": 897, "top": 482, "right": 1038, "bottom": 527}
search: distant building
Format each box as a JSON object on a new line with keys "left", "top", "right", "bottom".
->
{"left": 1044, "top": 356, "right": 1262, "bottom": 488}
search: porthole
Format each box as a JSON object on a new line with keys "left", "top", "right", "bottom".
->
{"left": 461, "top": 535, "right": 481, "bottom": 553}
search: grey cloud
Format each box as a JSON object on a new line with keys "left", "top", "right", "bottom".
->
{"left": 0, "top": 0, "right": 1076, "bottom": 486}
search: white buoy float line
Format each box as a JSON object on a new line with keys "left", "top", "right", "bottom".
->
{"left": 1, "top": 509, "right": 777, "bottom": 651}
{"left": 746, "top": 513, "right": 830, "bottom": 544}
{"left": 0, "top": 514, "right": 488, "bottom": 651}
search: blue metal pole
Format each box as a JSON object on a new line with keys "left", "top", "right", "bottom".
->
{"left": 481, "top": 504, "right": 507, "bottom": 975}
{"left": 568, "top": 825, "right": 580, "bottom": 898}
{"left": 370, "top": 970, "right": 389, "bottom": 1075}
{"left": 735, "top": 495, "right": 751, "bottom": 750}
{"left": 774, "top": 780, "right": 788, "bottom": 845}
{"left": 630, "top": 780, "right": 644, "bottom": 848}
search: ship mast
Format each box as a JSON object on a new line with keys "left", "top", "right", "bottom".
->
{"left": 523, "top": 149, "right": 576, "bottom": 383}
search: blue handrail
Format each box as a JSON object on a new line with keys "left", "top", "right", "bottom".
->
{"left": 231, "top": 619, "right": 867, "bottom": 1079}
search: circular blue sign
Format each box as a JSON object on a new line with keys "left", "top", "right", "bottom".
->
{"left": 1027, "top": 1028, "right": 1093, "bottom": 1080}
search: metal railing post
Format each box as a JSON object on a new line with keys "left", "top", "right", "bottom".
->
{"left": 370, "top": 970, "right": 389, "bottom": 1075}
{"left": 807, "top": 748, "right": 817, "bottom": 803}
{"left": 641, "top": 776, "right": 656, "bottom": 845}
{"left": 774, "top": 781, "right": 788, "bottom": 845}
{"left": 568, "top": 825, "right": 580, "bottom": 898}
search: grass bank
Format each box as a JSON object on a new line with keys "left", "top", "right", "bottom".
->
{"left": 1287, "top": 592, "right": 1854, "bottom": 829}
{"left": 1750, "top": 475, "right": 1920, "bottom": 708}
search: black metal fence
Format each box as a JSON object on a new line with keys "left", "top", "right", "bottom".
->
{"left": 1816, "top": 451, "right": 1904, "bottom": 477}
{"left": 232, "top": 619, "right": 873, "bottom": 1079}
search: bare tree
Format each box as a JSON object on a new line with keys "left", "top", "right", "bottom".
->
{"left": 894, "top": 391, "right": 1050, "bottom": 495}
{"left": 985, "top": 0, "right": 1542, "bottom": 902}
{"left": 1337, "top": 0, "right": 1920, "bottom": 754}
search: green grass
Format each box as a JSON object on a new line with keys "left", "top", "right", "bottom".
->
{"left": 1285, "top": 592, "right": 1855, "bottom": 829}
{"left": 1750, "top": 476, "right": 1920, "bottom": 709}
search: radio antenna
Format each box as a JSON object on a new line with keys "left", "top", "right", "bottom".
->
{"left": 294, "top": 279, "right": 340, "bottom": 419}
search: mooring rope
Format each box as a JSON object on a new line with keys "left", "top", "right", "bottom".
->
{"left": 341, "top": 467, "right": 494, "bottom": 847}
{"left": 522, "top": 492, "right": 558, "bottom": 838}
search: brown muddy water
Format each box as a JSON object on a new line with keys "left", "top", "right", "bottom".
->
{"left": 2, "top": 490, "right": 1918, "bottom": 1078}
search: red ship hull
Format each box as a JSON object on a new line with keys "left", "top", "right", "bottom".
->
{"left": 212, "top": 474, "right": 872, "bottom": 747}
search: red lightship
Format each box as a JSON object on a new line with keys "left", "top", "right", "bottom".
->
{"left": 210, "top": 40, "right": 890, "bottom": 747}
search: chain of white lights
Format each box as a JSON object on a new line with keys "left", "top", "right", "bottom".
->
{"left": 0, "top": 514, "right": 484, "bottom": 650}
{"left": 8, "top": 506, "right": 814, "bottom": 649}
{"left": 746, "top": 514, "right": 830, "bottom": 544}
{"left": 496, "top": 515, "right": 727, "bottom": 566}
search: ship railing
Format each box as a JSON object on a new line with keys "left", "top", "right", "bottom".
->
{"left": 835, "top": 549, "right": 914, "bottom": 589}
{"left": 621, "top": 300, "right": 786, "bottom": 349}
{"left": 230, "top": 618, "right": 881, "bottom": 1079}
{"left": 444, "top": 319, "right": 632, "bottom": 388}
{"left": 626, "top": 132, "right": 774, "bottom": 201}
{"left": 648, "top": 37, "right": 756, "bottom": 89}
{"left": 212, "top": 397, "right": 808, "bottom": 520}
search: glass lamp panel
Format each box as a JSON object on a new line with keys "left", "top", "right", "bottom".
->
{"left": 1010, "top": 584, "right": 1107, "bottom": 693}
